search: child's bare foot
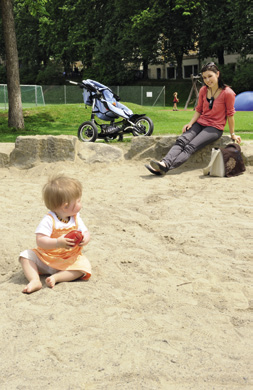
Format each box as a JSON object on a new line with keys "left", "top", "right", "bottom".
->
{"left": 22, "top": 279, "right": 42, "bottom": 294}
{"left": 45, "top": 275, "right": 56, "bottom": 289}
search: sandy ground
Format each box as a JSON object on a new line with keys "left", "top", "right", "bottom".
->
{"left": 0, "top": 155, "right": 252, "bottom": 390}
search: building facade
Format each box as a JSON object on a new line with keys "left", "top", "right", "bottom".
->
{"left": 147, "top": 53, "right": 245, "bottom": 80}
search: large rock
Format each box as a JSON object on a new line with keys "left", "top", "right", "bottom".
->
{"left": 125, "top": 135, "right": 250, "bottom": 166}
{"left": 0, "top": 143, "right": 14, "bottom": 168}
{"left": 125, "top": 136, "right": 178, "bottom": 160}
{"left": 0, "top": 135, "right": 252, "bottom": 169}
{"left": 78, "top": 142, "right": 124, "bottom": 163}
{"left": 240, "top": 142, "right": 253, "bottom": 166}
{"left": 10, "top": 135, "right": 78, "bottom": 168}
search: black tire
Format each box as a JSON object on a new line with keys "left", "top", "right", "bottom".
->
{"left": 78, "top": 121, "right": 98, "bottom": 142}
{"left": 132, "top": 116, "right": 154, "bottom": 136}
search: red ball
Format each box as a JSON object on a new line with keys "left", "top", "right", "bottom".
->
{"left": 65, "top": 230, "right": 83, "bottom": 246}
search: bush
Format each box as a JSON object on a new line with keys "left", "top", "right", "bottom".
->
{"left": 36, "top": 63, "right": 65, "bottom": 85}
{"left": 219, "top": 63, "right": 235, "bottom": 86}
{"left": 19, "top": 64, "right": 39, "bottom": 84}
{"left": 232, "top": 59, "right": 253, "bottom": 93}
{"left": 0, "top": 65, "right": 7, "bottom": 83}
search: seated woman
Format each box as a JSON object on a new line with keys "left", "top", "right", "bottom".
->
{"left": 145, "top": 62, "right": 241, "bottom": 176}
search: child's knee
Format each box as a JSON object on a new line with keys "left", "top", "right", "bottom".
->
{"left": 19, "top": 256, "right": 27, "bottom": 264}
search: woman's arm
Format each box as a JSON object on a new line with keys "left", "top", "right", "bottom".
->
{"left": 182, "top": 111, "right": 201, "bottom": 133}
{"left": 227, "top": 115, "right": 241, "bottom": 144}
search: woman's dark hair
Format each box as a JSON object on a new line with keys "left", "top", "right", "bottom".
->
{"left": 200, "top": 62, "right": 226, "bottom": 89}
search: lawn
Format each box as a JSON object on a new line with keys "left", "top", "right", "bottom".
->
{"left": 0, "top": 103, "right": 252, "bottom": 143}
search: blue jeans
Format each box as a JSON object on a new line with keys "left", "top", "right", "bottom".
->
{"left": 162, "top": 123, "right": 222, "bottom": 170}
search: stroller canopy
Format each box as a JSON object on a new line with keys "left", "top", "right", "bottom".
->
{"left": 82, "top": 79, "right": 133, "bottom": 121}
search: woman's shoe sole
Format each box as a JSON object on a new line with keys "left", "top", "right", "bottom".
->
{"left": 145, "top": 164, "right": 162, "bottom": 176}
{"left": 150, "top": 160, "right": 167, "bottom": 175}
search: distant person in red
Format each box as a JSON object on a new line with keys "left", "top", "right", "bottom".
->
{"left": 145, "top": 62, "right": 241, "bottom": 176}
{"left": 173, "top": 92, "right": 179, "bottom": 111}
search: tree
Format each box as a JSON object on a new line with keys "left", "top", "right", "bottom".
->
{"left": 79, "top": 0, "right": 158, "bottom": 83}
{"left": 5, "top": 0, "right": 250, "bottom": 87}
{"left": 14, "top": 1, "right": 44, "bottom": 83}
{"left": 131, "top": 6, "right": 163, "bottom": 79}
{"left": 199, "top": 0, "right": 252, "bottom": 64}
{"left": 160, "top": 0, "right": 201, "bottom": 78}
{"left": 0, "top": 0, "right": 24, "bottom": 128}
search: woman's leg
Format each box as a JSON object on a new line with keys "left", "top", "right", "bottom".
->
{"left": 162, "top": 125, "right": 222, "bottom": 170}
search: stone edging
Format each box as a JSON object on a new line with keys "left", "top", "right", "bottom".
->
{"left": 0, "top": 135, "right": 252, "bottom": 169}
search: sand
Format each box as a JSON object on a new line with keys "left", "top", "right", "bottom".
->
{"left": 0, "top": 155, "right": 252, "bottom": 390}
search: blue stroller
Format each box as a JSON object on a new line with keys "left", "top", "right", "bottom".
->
{"left": 69, "top": 79, "right": 154, "bottom": 142}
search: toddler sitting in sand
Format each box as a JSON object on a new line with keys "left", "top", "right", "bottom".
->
{"left": 19, "top": 175, "right": 91, "bottom": 294}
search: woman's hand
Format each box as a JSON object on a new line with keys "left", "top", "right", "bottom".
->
{"left": 231, "top": 134, "right": 242, "bottom": 144}
{"left": 182, "top": 112, "right": 200, "bottom": 133}
{"left": 182, "top": 123, "right": 192, "bottom": 133}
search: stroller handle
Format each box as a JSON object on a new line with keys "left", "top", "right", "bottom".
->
{"left": 67, "top": 80, "right": 78, "bottom": 85}
{"left": 67, "top": 79, "right": 98, "bottom": 93}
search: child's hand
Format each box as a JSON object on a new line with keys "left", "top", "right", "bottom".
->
{"left": 57, "top": 234, "right": 76, "bottom": 249}
{"left": 79, "top": 231, "right": 90, "bottom": 247}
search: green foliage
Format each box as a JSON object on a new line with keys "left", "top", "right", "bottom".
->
{"left": 36, "top": 63, "right": 65, "bottom": 85}
{"left": 131, "top": 6, "right": 161, "bottom": 63}
{"left": 20, "top": 0, "right": 49, "bottom": 17}
{"left": 0, "top": 65, "right": 7, "bottom": 83}
{"left": 5, "top": 0, "right": 252, "bottom": 85}
{"left": 154, "top": 0, "right": 201, "bottom": 78}
{"left": 199, "top": 0, "right": 252, "bottom": 64}
{"left": 217, "top": 59, "right": 253, "bottom": 94}
{"left": 232, "top": 59, "right": 253, "bottom": 93}
{"left": 19, "top": 64, "right": 39, "bottom": 84}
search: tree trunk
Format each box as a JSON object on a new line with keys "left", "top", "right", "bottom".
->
{"left": 142, "top": 59, "right": 149, "bottom": 79}
{"left": 0, "top": 0, "right": 24, "bottom": 129}
{"left": 217, "top": 48, "right": 225, "bottom": 65}
{"left": 175, "top": 54, "right": 183, "bottom": 79}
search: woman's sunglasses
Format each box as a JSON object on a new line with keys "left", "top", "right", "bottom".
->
{"left": 201, "top": 62, "right": 218, "bottom": 73}
{"left": 209, "top": 96, "right": 214, "bottom": 110}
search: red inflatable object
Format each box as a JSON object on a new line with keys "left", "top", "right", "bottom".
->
{"left": 65, "top": 230, "right": 83, "bottom": 246}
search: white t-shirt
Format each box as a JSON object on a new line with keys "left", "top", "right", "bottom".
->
{"left": 35, "top": 211, "right": 88, "bottom": 237}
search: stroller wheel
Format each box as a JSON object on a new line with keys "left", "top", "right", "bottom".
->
{"left": 78, "top": 121, "right": 98, "bottom": 142}
{"left": 132, "top": 116, "right": 154, "bottom": 137}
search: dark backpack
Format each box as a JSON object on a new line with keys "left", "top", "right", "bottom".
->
{"left": 220, "top": 143, "right": 246, "bottom": 177}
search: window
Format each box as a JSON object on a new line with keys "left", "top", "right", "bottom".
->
{"left": 157, "top": 68, "right": 161, "bottom": 79}
{"left": 184, "top": 64, "right": 199, "bottom": 78}
{"left": 167, "top": 67, "right": 175, "bottom": 79}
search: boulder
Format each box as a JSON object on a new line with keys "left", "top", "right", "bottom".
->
{"left": 78, "top": 142, "right": 124, "bottom": 163}
{"left": 10, "top": 135, "right": 78, "bottom": 168}
{"left": 125, "top": 135, "right": 243, "bottom": 165}
{"left": 0, "top": 143, "right": 14, "bottom": 168}
{"left": 0, "top": 135, "right": 251, "bottom": 169}
{"left": 240, "top": 142, "right": 253, "bottom": 166}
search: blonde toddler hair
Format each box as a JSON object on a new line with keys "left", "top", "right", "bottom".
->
{"left": 43, "top": 175, "right": 82, "bottom": 211}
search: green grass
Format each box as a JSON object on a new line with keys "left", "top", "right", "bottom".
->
{"left": 0, "top": 103, "right": 252, "bottom": 143}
